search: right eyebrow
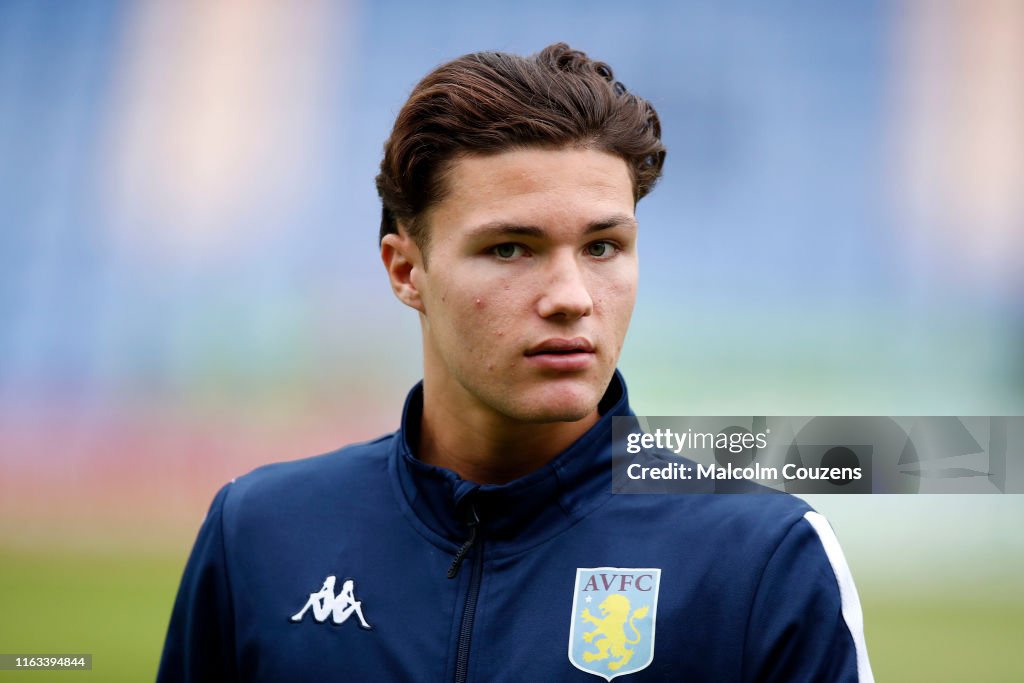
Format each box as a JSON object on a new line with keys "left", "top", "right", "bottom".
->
{"left": 464, "top": 222, "right": 546, "bottom": 240}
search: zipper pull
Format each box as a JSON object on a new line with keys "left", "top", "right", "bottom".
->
{"left": 447, "top": 502, "right": 480, "bottom": 579}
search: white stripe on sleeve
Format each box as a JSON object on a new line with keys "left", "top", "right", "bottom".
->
{"left": 803, "top": 511, "right": 875, "bottom": 683}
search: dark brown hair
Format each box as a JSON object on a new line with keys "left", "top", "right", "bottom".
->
{"left": 375, "top": 43, "right": 666, "bottom": 252}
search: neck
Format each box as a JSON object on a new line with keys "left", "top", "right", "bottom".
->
{"left": 417, "top": 383, "right": 600, "bottom": 486}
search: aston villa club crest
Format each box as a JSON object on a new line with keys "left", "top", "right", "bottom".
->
{"left": 568, "top": 567, "right": 661, "bottom": 680}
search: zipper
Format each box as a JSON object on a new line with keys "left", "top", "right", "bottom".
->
{"left": 449, "top": 502, "right": 483, "bottom": 683}
{"left": 447, "top": 503, "right": 479, "bottom": 579}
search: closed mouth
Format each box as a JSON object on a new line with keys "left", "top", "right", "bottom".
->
{"left": 524, "top": 337, "right": 595, "bottom": 356}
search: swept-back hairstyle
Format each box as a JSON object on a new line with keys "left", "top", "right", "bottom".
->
{"left": 375, "top": 43, "right": 666, "bottom": 252}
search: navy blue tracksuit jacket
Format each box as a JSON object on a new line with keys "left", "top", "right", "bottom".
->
{"left": 158, "top": 372, "right": 873, "bottom": 682}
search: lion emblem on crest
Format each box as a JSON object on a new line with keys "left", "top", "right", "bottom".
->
{"left": 579, "top": 594, "right": 651, "bottom": 671}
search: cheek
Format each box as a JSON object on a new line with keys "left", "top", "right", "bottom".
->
{"left": 435, "top": 270, "right": 526, "bottom": 342}
{"left": 457, "top": 287, "right": 522, "bottom": 347}
{"left": 447, "top": 293, "right": 495, "bottom": 337}
{"left": 594, "top": 276, "right": 637, "bottom": 320}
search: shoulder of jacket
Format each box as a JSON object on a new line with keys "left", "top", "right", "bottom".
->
{"left": 218, "top": 431, "right": 397, "bottom": 515}
{"left": 612, "top": 488, "right": 816, "bottom": 552}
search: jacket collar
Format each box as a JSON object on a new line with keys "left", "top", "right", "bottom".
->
{"left": 389, "top": 371, "right": 632, "bottom": 553}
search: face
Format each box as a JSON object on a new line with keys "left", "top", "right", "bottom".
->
{"left": 387, "top": 146, "right": 638, "bottom": 425}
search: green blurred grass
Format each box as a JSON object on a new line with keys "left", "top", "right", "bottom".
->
{"left": 863, "top": 596, "right": 1024, "bottom": 682}
{"left": 1, "top": 548, "right": 1022, "bottom": 681}
{"left": 0, "top": 548, "right": 183, "bottom": 682}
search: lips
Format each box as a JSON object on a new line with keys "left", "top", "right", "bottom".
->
{"left": 524, "top": 337, "right": 596, "bottom": 371}
{"left": 525, "top": 337, "right": 595, "bottom": 356}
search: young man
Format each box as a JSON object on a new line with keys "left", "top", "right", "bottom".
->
{"left": 159, "top": 44, "right": 873, "bottom": 682}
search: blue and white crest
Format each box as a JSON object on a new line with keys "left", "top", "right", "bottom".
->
{"left": 568, "top": 567, "right": 661, "bottom": 680}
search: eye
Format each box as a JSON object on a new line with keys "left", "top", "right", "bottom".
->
{"left": 492, "top": 243, "right": 527, "bottom": 260}
{"left": 586, "top": 241, "right": 618, "bottom": 258}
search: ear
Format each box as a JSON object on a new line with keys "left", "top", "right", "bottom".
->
{"left": 381, "top": 231, "right": 426, "bottom": 313}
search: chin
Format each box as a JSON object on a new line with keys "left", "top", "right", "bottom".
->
{"left": 511, "top": 380, "right": 602, "bottom": 423}
{"left": 520, "top": 404, "right": 595, "bottom": 424}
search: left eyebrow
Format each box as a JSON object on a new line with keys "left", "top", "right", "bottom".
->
{"left": 583, "top": 214, "right": 638, "bottom": 234}
{"left": 466, "top": 214, "right": 637, "bottom": 240}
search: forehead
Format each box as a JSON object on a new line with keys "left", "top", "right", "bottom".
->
{"left": 426, "top": 147, "right": 635, "bottom": 238}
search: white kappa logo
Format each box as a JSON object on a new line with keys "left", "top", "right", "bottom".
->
{"left": 290, "top": 575, "right": 372, "bottom": 629}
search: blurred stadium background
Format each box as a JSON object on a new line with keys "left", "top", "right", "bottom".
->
{"left": 1, "top": 0, "right": 1022, "bottom": 680}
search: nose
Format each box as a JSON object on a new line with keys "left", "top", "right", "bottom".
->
{"left": 536, "top": 251, "right": 594, "bottom": 320}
